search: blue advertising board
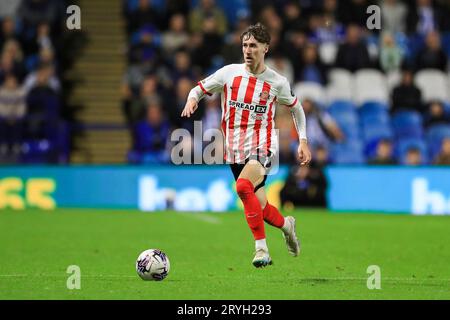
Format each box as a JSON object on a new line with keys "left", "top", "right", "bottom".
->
{"left": 1, "top": 165, "right": 450, "bottom": 214}
{"left": 325, "top": 166, "right": 450, "bottom": 215}
{"left": 0, "top": 165, "right": 288, "bottom": 211}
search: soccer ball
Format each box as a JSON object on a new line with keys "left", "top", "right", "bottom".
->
{"left": 136, "top": 249, "right": 170, "bottom": 281}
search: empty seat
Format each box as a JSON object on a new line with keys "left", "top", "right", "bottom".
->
{"left": 362, "top": 123, "right": 393, "bottom": 144}
{"left": 353, "top": 69, "right": 389, "bottom": 105}
{"left": 386, "top": 70, "right": 401, "bottom": 94}
{"left": 328, "top": 101, "right": 360, "bottom": 139}
{"left": 330, "top": 141, "right": 365, "bottom": 164}
{"left": 294, "top": 81, "right": 326, "bottom": 106}
{"left": 392, "top": 111, "right": 424, "bottom": 139}
{"left": 359, "top": 101, "right": 389, "bottom": 118}
{"left": 414, "top": 69, "right": 449, "bottom": 103}
{"left": 325, "top": 69, "right": 353, "bottom": 103}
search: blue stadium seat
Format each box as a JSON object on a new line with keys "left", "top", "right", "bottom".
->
{"left": 330, "top": 141, "right": 365, "bottom": 165}
{"left": 328, "top": 101, "right": 359, "bottom": 139}
{"left": 392, "top": 111, "right": 423, "bottom": 139}
{"left": 359, "top": 102, "right": 389, "bottom": 118}
{"left": 328, "top": 100, "right": 357, "bottom": 116}
{"left": 396, "top": 138, "right": 428, "bottom": 165}
{"left": 426, "top": 124, "right": 450, "bottom": 160}
{"left": 362, "top": 123, "right": 393, "bottom": 143}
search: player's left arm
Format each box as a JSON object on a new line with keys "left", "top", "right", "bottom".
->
{"left": 289, "top": 100, "right": 311, "bottom": 166}
{"left": 278, "top": 78, "right": 311, "bottom": 166}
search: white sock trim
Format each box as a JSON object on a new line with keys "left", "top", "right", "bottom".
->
{"left": 255, "top": 239, "right": 268, "bottom": 251}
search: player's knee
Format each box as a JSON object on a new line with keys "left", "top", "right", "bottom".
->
{"left": 236, "top": 178, "right": 254, "bottom": 200}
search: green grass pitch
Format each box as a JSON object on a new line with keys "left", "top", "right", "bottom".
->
{"left": 0, "top": 208, "right": 449, "bottom": 299}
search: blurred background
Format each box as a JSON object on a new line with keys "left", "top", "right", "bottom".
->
{"left": 0, "top": 0, "right": 450, "bottom": 213}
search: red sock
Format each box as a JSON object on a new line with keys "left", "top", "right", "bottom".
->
{"left": 263, "top": 202, "right": 285, "bottom": 228}
{"left": 236, "top": 178, "right": 265, "bottom": 240}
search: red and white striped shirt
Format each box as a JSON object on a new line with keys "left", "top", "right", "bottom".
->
{"left": 198, "top": 63, "right": 297, "bottom": 163}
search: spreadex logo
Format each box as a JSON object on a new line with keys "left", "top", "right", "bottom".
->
{"left": 228, "top": 100, "right": 267, "bottom": 113}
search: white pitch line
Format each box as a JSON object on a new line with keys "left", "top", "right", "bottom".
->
{"left": 176, "top": 212, "right": 221, "bottom": 224}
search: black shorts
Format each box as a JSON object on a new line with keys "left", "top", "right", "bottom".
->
{"left": 229, "top": 152, "right": 273, "bottom": 193}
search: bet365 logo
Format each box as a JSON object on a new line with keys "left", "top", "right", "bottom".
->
{"left": 0, "top": 177, "right": 56, "bottom": 210}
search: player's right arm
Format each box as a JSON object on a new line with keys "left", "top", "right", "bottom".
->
{"left": 181, "top": 66, "right": 227, "bottom": 118}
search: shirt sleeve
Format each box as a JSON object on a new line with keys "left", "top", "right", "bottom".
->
{"left": 277, "top": 77, "right": 297, "bottom": 107}
{"left": 197, "top": 66, "right": 226, "bottom": 96}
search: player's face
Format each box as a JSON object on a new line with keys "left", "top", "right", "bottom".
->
{"left": 242, "top": 35, "right": 268, "bottom": 67}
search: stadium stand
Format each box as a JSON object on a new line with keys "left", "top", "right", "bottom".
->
{"left": 1, "top": 0, "right": 450, "bottom": 167}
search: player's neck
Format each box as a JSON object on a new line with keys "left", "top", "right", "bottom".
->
{"left": 245, "top": 61, "right": 266, "bottom": 75}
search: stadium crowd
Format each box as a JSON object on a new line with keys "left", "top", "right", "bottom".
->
{"left": 121, "top": 0, "right": 450, "bottom": 176}
{"left": 0, "top": 0, "right": 69, "bottom": 164}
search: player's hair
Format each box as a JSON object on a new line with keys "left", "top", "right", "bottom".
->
{"left": 240, "top": 23, "right": 271, "bottom": 45}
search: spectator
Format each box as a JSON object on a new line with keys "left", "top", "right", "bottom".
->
{"left": 161, "top": 14, "right": 189, "bottom": 55}
{"left": 124, "top": 74, "right": 160, "bottom": 126}
{"left": 280, "top": 164, "right": 327, "bottom": 209}
{"left": 25, "top": 62, "right": 61, "bottom": 142}
{"left": 434, "top": 137, "right": 450, "bottom": 165}
{"left": 22, "top": 22, "right": 53, "bottom": 56}
{"left": 380, "top": 0, "right": 408, "bottom": 34}
{"left": 379, "top": 32, "right": 404, "bottom": 73}
{"left": 170, "top": 49, "right": 195, "bottom": 83}
{"left": 189, "top": 0, "right": 228, "bottom": 36}
{"left": 406, "top": 0, "right": 444, "bottom": 36}
{"left": 0, "top": 74, "right": 26, "bottom": 156}
{"left": 202, "top": 95, "right": 223, "bottom": 162}
{"left": 0, "top": 17, "right": 20, "bottom": 49}
{"left": 424, "top": 101, "right": 449, "bottom": 127}
{"left": 130, "top": 102, "right": 170, "bottom": 164}
{"left": 296, "top": 98, "right": 344, "bottom": 148}
{"left": 404, "top": 147, "right": 423, "bottom": 165}
{"left": 128, "top": 25, "right": 161, "bottom": 64}
{"left": 222, "top": 17, "right": 248, "bottom": 65}
{"left": 17, "top": 0, "right": 62, "bottom": 30}
{"left": 281, "top": 1, "right": 307, "bottom": 37}
{"left": 0, "top": 50, "right": 25, "bottom": 83}
{"left": 258, "top": 6, "right": 283, "bottom": 35}
{"left": 190, "top": 17, "right": 224, "bottom": 71}
{"left": 202, "top": 94, "right": 221, "bottom": 133}
{"left": 170, "top": 77, "right": 203, "bottom": 132}
{"left": 126, "top": 0, "right": 162, "bottom": 34}
{"left": 391, "top": 69, "right": 423, "bottom": 113}
{"left": 296, "top": 43, "right": 327, "bottom": 84}
{"left": 23, "top": 62, "right": 60, "bottom": 94}
{"left": 282, "top": 27, "right": 307, "bottom": 72}
{"left": 338, "top": 0, "right": 371, "bottom": 27}
{"left": 335, "top": 24, "right": 371, "bottom": 72}
{"left": 415, "top": 31, "right": 447, "bottom": 71}
{"left": 368, "top": 139, "right": 397, "bottom": 165}
{"left": 309, "top": 13, "right": 345, "bottom": 45}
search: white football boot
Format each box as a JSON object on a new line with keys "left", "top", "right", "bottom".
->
{"left": 282, "top": 216, "right": 301, "bottom": 256}
{"left": 252, "top": 248, "right": 273, "bottom": 268}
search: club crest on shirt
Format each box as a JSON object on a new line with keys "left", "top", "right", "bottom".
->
{"left": 259, "top": 90, "right": 270, "bottom": 101}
